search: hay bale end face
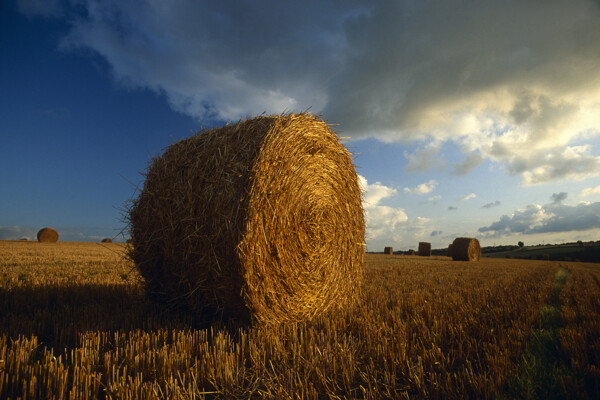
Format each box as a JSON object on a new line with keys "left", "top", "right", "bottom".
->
{"left": 129, "top": 113, "right": 365, "bottom": 325}
{"left": 418, "top": 242, "right": 431, "bottom": 257}
{"left": 37, "top": 227, "right": 59, "bottom": 243}
{"left": 451, "top": 237, "right": 481, "bottom": 261}
{"left": 384, "top": 246, "right": 393, "bottom": 255}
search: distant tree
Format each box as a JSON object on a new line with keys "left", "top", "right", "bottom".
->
{"left": 577, "top": 240, "right": 584, "bottom": 247}
{"left": 518, "top": 241, "right": 524, "bottom": 247}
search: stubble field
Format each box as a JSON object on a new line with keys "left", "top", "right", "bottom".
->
{"left": 1, "top": 241, "right": 599, "bottom": 399}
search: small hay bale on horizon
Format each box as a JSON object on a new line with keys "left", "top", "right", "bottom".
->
{"left": 418, "top": 242, "right": 431, "bottom": 257}
{"left": 451, "top": 237, "right": 481, "bottom": 261}
{"left": 406, "top": 249, "right": 416, "bottom": 255}
{"left": 101, "top": 238, "right": 112, "bottom": 243}
{"left": 37, "top": 227, "right": 59, "bottom": 243}
{"left": 384, "top": 246, "right": 393, "bottom": 255}
{"left": 128, "top": 113, "right": 365, "bottom": 325}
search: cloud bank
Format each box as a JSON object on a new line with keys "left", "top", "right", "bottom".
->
{"left": 21, "top": 0, "right": 600, "bottom": 184}
{"left": 359, "top": 176, "right": 408, "bottom": 248}
{"left": 479, "top": 201, "right": 600, "bottom": 236}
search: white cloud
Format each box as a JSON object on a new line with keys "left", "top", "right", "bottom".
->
{"left": 514, "top": 146, "right": 600, "bottom": 185}
{"left": 24, "top": 0, "right": 600, "bottom": 184}
{"left": 358, "top": 175, "right": 397, "bottom": 207}
{"left": 404, "top": 179, "right": 438, "bottom": 195}
{"left": 580, "top": 185, "right": 600, "bottom": 197}
{"left": 460, "top": 193, "right": 477, "bottom": 201}
{"left": 359, "top": 175, "right": 408, "bottom": 248}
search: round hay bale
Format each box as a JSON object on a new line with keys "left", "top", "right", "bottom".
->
{"left": 128, "top": 113, "right": 365, "bottom": 325}
{"left": 451, "top": 237, "right": 481, "bottom": 261}
{"left": 101, "top": 238, "right": 112, "bottom": 243}
{"left": 384, "top": 246, "right": 393, "bottom": 255}
{"left": 407, "top": 249, "right": 416, "bottom": 255}
{"left": 447, "top": 244, "right": 453, "bottom": 258}
{"left": 37, "top": 227, "right": 59, "bottom": 243}
{"left": 418, "top": 242, "right": 431, "bottom": 257}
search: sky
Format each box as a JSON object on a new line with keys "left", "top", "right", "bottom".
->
{"left": 2, "top": 0, "right": 600, "bottom": 250}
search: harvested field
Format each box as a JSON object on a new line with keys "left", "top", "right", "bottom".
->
{"left": 1, "top": 241, "right": 599, "bottom": 399}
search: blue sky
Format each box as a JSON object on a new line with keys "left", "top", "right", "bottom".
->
{"left": 2, "top": 0, "right": 600, "bottom": 250}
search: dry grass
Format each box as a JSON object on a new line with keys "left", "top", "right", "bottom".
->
{"left": 128, "top": 113, "right": 364, "bottom": 325}
{"left": 559, "top": 263, "right": 600, "bottom": 394}
{"left": 1, "top": 241, "right": 599, "bottom": 399}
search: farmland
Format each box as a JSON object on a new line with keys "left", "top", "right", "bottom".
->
{"left": 1, "top": 241, "right": 599, "bottom": 399}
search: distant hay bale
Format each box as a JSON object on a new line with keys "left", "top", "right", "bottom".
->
{"left": 407, "top": 249, "right": 416, "bottom": 255}
{"left": 19, "top": 238, "right": 28, "bottom": 241}
{"left": 128, "top": 113, "right": 365, "bottom": 325}
{"left": 451, "top": 237, "right": 481, "bottom": 261}
{"left": 384, "top": 246, "right": 393, "bottom": 255}
{"left": 37, "top": 227, "right": 59, "bottom": 243}
{"left": 447, "top": 244, "right": 453, "bottom": 258}
{"left": 101, "top": 238, "right": 112, "bottom": 243}
{"left": 418, "top": 242, "right": 431, "bottom": 257}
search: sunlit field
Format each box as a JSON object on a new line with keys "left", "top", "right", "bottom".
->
{"left": 1, "top": 241, "right": 598, "bottom": 399}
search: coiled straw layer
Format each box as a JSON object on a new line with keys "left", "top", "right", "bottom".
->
{"left": 129, "top": 113, "right": 365, "bottom": 325}
{"left": 451, "top": 237, "right": 481, "bottom": 261}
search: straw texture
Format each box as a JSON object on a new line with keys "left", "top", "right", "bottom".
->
{"left": 128, "top": 113, "right": 365, "bottom": 325}
{"left": 451, "top": 237, "right": 481, "bottom": 261}
{"left": 418, "top": 242, "right": 431, "bottom": 257}
{"left": 37, "top": 227, "right": 59, "bottom": 243}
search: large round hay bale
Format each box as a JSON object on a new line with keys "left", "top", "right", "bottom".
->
{"left": 37, "top": 227, "right": 59, "bottom": 243}
{"left": 384, "top": 246, "right": 393, "bottom": 255}
{"left": 447, "top": 244, "right": 453, "bottom": 258}
{"left": 128, "top": 113, "right": 365, "bottom": 325}
{"left": 451, "top": 237, "right": 481, "bottom": 261}
{"left": 418, "top": 242, "right": 431, "bottom": 256}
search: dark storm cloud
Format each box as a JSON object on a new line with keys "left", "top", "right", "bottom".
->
{"left": 19, "top": 0, "right": 600, "bottom": 183}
